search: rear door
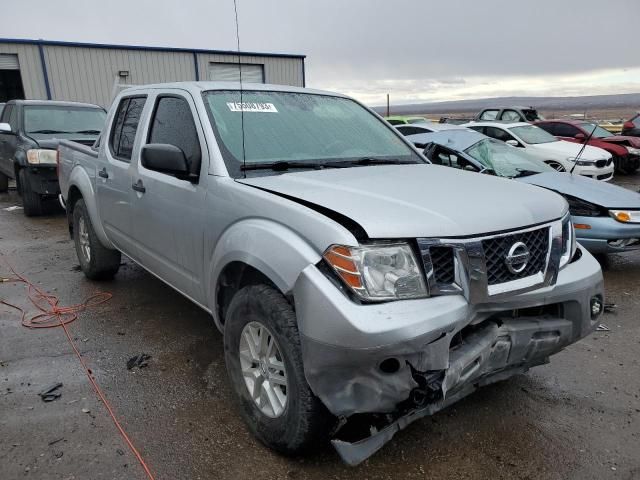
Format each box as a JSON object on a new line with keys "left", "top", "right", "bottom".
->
{"left": 130, "top": 90, "right": 208, "bottom": 302}
{"left": 97, "top": 95, "right": 147, "bottom": 255}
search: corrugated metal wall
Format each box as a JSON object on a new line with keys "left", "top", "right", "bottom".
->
{"left": 0, "top": 41, "right": 305, "bottom": 107}
{"left": 0, "top": 43, "right": 47, "bottom": 99}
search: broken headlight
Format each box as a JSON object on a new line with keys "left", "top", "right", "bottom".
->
{"left": 564, "top": 195, "right": 603, "bottom": 217}
{"left": 559, "top": 214, "right": 576, "bottom": 269}
{"left": 323, "top": 243, "right": 428, "bottom": 301}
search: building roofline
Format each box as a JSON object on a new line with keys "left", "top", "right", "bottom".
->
{"left": 0, "top": 37, "right": 306, "bottom": 60}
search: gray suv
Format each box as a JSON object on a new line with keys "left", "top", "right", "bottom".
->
{"left": 58, "top": 82, "right": 604, "bottom": 465}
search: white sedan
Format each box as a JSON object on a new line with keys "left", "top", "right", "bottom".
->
{"left": 462, "top": 121, "right": 614, "bottom": 181}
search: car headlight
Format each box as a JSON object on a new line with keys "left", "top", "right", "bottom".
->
{"left": 626, "top": 146, "right": 640, "bottom": 156}
{"left": 560, "top": 215, "right": 577, "bottom": 269}
{"left": 609, "top": 210, "right": 640, "bottom": 224}
{"left": 564, "top": 195, "right": 603, "bottom": 217}
{"left": 26, "top": 149, "right": 57, "bottom": 165}
{"left": 566, "top": 157, "right": 594, "bottom": 166}
{"left": 323, "top": 243, "right": 428, "bottom": 301}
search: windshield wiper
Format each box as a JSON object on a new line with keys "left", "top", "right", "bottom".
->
{"left": 72, "top": 129, "right": 102, "bottom": 135}
{"left": 241, "top": 160, "right": 340, "bottom": 171}
{"left": 513, "top": 168, "right": 541, "bottom": 178}
{"left": 331, "top": 157, "right": 418, "bottom": 167}
{"left": 27, "top": 129, "right": 70, "bottom": 134}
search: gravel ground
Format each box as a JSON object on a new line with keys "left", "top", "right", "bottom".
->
{"left": 1, "top": 175, "right": 639, "bottom": 480}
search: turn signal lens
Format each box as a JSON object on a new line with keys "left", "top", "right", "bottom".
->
{"left": 573, "top": 223, "right": 592, "bottom": 230}
{"left": 609, "top": 210, "right": 640, "bottom": 224}
{"left": 323, "top": 246, "right": 364, "bottom": 290}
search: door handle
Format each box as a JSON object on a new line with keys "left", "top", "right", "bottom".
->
{"left": 98, "top": 167, "right": 109, "bottom": 179}
{"left": 132, "top": 179, "right": 146, "bottom": 193}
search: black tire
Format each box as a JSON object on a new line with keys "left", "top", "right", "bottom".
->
{"left": 18, "top": 169, "right": 44, "bottom": 216}
{"left": 0, "top": 172, "right": 8, "bottom": 193}
{"left": 224, "top": 284, "right": 332, "bottom": 455}
{"left": 544, "top": 160, "right": 566, "bottom": 172}
{"left": 73, "top": 198, "right": 121, "bottom": 280}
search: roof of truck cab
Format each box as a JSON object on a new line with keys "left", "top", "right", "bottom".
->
{"left": 119, "top": 82, "right": 346, "bottom": 98}
{"left": 8, "top": 99, "right": 104, "bottom": 109}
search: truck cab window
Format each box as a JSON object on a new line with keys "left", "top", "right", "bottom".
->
{"left": 109, "top": 96, "right": 146, "bottom": 162}
{"left": 147, "top": 96, "right": 201, "bottom": 176}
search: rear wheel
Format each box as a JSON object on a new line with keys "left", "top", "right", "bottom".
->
{"left": 0, "top": 172, "right": 8, "bottom": 193}
{"left": 19, "top": 169, "right": 45, "bottom": 216}
{"left": 224, "top": 284, "right": 332, "bottom": 455}
{"left": 73, "top": 199, "right": 121, "bottom": 280}
{"left": 545, "top": 161, "right": 566, "bottom": 172}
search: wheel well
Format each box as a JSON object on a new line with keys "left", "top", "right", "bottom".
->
{"left": 66, "top": 186, "right": 83, "bottom": 236}
{"left": 216, "top": 262, "right": 280, "bottom": 325}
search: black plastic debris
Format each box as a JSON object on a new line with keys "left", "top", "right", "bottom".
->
{"left": 127, "top": 354, "right": 151, "bottom": 370}
{"left": 604, "top": 303, "right": 617, "bottom": 313}
{"left": 39, "top": 383, "right": 63, "bottom": 402}
{"left": 596, "top": 324, "right": 611, "bottom": 332}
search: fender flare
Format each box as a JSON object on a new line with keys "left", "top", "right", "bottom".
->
{"left": 68, "top": 165, "right": 114, "bottom": 248}
{"left": 206, "top": 218, "right": 323, "bottom": 327}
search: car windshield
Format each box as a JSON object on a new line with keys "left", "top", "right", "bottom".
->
{"left": 509, "top": 125, "right": 557, "bottom": 144}
{"left": 464, "top": 138, "right": 554, "bottom": 178}
{"left": 24, "top": 105, "right": 106, "bottom": 137}
{"left": 203, "top": 90, "right": 423, "bottom": 176}
{"left": 579, "top": 122, "right": 613, "bottom": 139}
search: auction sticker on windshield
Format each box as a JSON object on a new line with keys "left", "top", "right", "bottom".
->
{"left": 227, "top": 102, "right": 278, "bottom": 113}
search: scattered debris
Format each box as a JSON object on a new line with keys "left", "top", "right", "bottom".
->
{"left": 597, "top": 324, "right": 611, "bottom": 332}
{"left": 116, "top": 448, "right": 125, "bottom": 456}
{"left": 81, "top": 408, "right": 91, "bottom": 414}
{"left": 3, "top": 206, "right": 23, "bottom": 211}
{"left": 71, "top": 265, "right": 82, "bottom": 272}
{"left": 48, "top": 437, "right": 65, "bottom": 446}
{"left": 127, "top": 353, "right": 151, "bottom": 370}
{"left": 38, "top": 383, "right": 63, "bottom": 402}
{"left": 604, "top": 303, "right": 617, "bottom": 313}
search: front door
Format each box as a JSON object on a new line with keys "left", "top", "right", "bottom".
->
{"left": 131, "top": 91, "right": 207, "bottom": 302}
{"left": 96, "top": 95, "right": 148, "bottom": 255}
{"left": 0, "top": 104, "right": 18, "bottom": 178}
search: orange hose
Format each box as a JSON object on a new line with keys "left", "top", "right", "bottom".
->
{"left": 1, "top": 258, "right": 156, "bottom": 480}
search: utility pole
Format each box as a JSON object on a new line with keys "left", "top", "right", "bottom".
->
{"left": 386, "top": 94, "right": 390, "bottom": 117}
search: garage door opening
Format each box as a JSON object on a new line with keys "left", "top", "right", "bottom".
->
{"left": 208, "top": 62, "right": 265, "bottom": 83}
{"left": 0, "top": 54, "right": 25, "bottom": 102}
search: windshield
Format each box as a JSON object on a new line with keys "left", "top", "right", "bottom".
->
{"left": 579, "top": 122, "right": 613, "bottom": 139}
{"left": 202, "top": 90, "right": 423, "bottom": 176}
{"left": 24, "top": 105, "right": 106, "bottom": 138}
{"left": 464, "top": 138, "right": 554, "bottom": 178}
{"left": 509, "top": 125, "right": 557, "bottom": 144}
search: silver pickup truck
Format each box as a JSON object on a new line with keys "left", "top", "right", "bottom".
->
{"left": 58, "top": 82, "right": 604, "bottom": 465}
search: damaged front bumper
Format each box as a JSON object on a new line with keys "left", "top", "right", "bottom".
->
{"left": 293, "top": 247, "right": 603, "bottom": 465}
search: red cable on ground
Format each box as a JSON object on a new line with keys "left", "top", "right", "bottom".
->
{"left": 1, "top": 258, "right": 156, "bottom": 480}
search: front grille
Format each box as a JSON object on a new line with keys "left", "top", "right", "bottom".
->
{"left": 595, "top": 159, "right": 607, "bottom": 168}
{"left": 607, "top": 157, "right": 614, "bottom": 166}
{"left": 429, "top": 246, "right": 455, "bottom": 284}
{"left": 482, "top": 227, "right": 549, "bottom": 285}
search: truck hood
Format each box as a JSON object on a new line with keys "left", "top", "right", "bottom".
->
{"left": 238, "top": 164, "right": 568, "bottom": 239}
{"left": 600, "top": 136, "right": 640, "bottom": 149}
{"left": 517, "top": 172, "right": 640, "bottom": 209}
{"left": 533, "top": 140, "right": 611, "bottom": 161}
{"left": 31, "top": 137, "right": 97, "bottom": 149}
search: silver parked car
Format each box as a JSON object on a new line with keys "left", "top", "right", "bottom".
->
{"left": 407, "top": 129, "right": 640, "bottom": 254}
{"left": 58, "top": 82, "right": 603, "bottom": 465}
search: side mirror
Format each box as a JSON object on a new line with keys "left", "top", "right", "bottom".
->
{"left": 0, "top": 122, "right": 14, "bottom": 134}
{"left": 141, "top": 144, "right": 188, "bottom": 176}
{"left": 575, "top": 133, "right": 586, "bottom": 140}
{"left": 505, "top": 139, "right": 519, "bottom": 147}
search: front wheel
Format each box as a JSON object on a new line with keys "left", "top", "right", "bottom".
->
{"left": 73, "top": 199, "right": 121, "bottom": 280}
{"left": 545, "top": 161, "right": 566, "bottom": 172}
{"left": 18, "top": 169, "right": 44, "bottom": 216}
{"left": 224, "top": 284, "right": 332, "bottom": 455}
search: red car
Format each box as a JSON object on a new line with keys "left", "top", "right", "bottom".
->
{"left": 536, "top": 119, "right": 640, "bottom": 174}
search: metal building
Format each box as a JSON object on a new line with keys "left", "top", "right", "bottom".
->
{"left": 0, "top": 38, "right": 306, "bottom": 107}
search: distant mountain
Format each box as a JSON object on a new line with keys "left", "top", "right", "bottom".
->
{"left": 372, "top": 93, "right": 640, "bottom": 115}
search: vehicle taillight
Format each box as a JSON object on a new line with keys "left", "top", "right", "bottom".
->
{"left": 624, "top": 121, "right": 634, "bottom": 130}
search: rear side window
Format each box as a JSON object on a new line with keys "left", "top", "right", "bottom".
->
{"left": 109, "top": 96, "right": 147, "bottom": 162}
{"left": 147, "top": 96, "right": 202, "bottom": 176}
{"left": 553, "top": 123, "right": 580, "bottom": 137}
{"left": 500, "top": 110, "right": 522, "bottom": 122}
{"left": 537, "top": 123, "right": 558, "bottom": 136}
{"left": 479, "top": 110, "right": 499, "bottom": 120}
{"left": 397, "top": 125, "right": 430, "bottom": 136}
{"left": 485, "top": 126, "right": 516, "bottom": 143}
{"left": 1, "top": 104, "right": 13, "bottom": 126}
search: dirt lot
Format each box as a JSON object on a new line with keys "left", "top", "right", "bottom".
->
{"left": 1, "top": 176, "right": 639, "bottom": 480}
